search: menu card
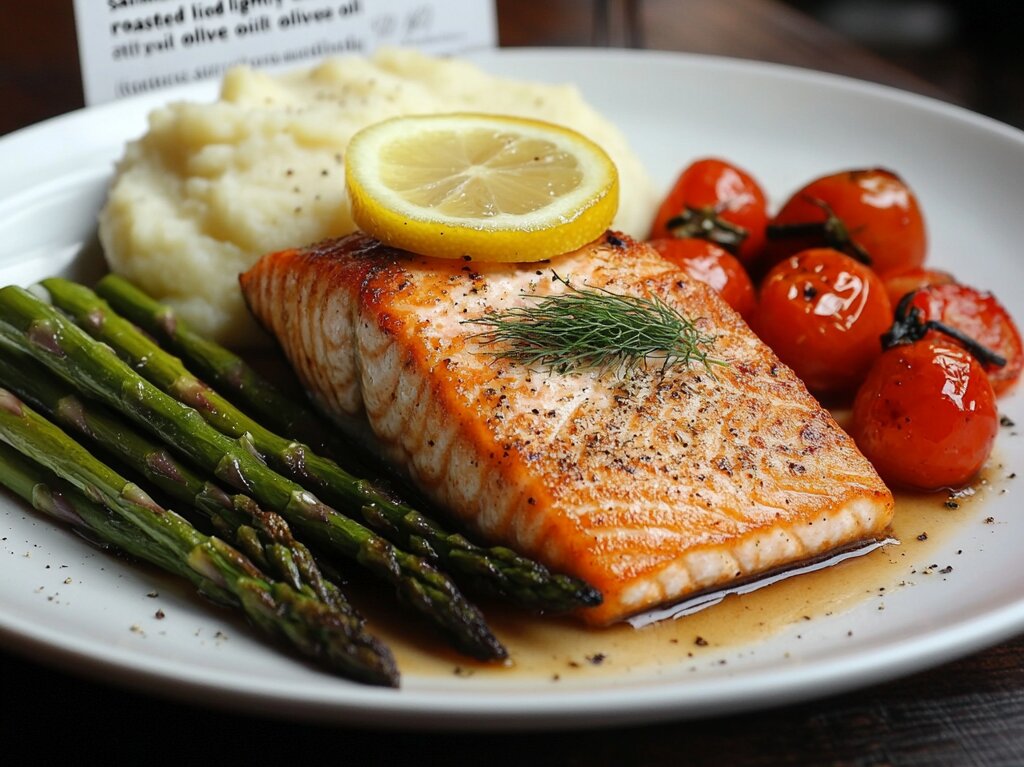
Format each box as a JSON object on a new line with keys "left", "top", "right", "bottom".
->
{"left": 73, "top": 0, "right": 498, "bottom": 105}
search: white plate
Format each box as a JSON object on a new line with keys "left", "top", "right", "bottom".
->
{"left": 1, "top": 48, "right": 1023, "bottom": 729}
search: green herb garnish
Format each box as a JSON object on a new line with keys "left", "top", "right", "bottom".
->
{"left": 466, "top": 273, "right": 728, "bottom": 377}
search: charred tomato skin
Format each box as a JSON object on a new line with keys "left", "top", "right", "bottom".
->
{"left": 649, "top": 158, "right": 768, "bottom": 266}
{"left": 908, "top": 283, "right": 1023, "bottom": 396}
{"left": 650, "top": 238, "right": 756, "bottom": 321}
{"left": 761, "top": 168, "right": 927, "bottom": 276}
{"left": 851, "top": 340, "right": 998, "bottom": 491}
{"left": 754, "top": 248, "right": 892, "bottom": 397}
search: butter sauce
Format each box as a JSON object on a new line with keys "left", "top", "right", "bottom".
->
{"left": 349, "top": 475, "right": 1003, "bottom": 681}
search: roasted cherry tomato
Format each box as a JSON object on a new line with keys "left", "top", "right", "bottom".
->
{"left": 650, "top": 238, "right": 756, "bottom": 320}
{"left": 882, "top": 266, "right": 955, "bottom": 308}
{"left": 851, "top": 340, "right": 998, "bottom": 490}
{"left": 754, "top": 248, "right": 892, "bottom": 397}
{"left": 649, "top": 158, "right": 768, "bottom": 267}
{"left": 906, "top": 283, "right": 1022, "bottom": 396}
{"left": 761, "top": 168, "right": 927, "bottom": 276}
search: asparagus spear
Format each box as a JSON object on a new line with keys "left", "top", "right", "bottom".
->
{"left": 0, "top": 347, "right": 348, "bottom": 613}
{"left": 0, "top": 440, "right": 196, "bottom": 583}
{"left": 0, "top": 285, "right": 505, "bottom": 661}
{"left": 72, "top": 276, "right": 602, "bottom": 612}
{"left": 0, "top": 390, "right": 399, "bottom": 686}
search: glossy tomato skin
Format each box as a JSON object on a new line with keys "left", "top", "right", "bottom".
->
{"left": 909, "top": 283, "right": 1023, "bottom": 396}
{"left": 851, "top": 340, "right": 998, "bottom": 491}
{"left": 650, "top": 238, "right": 756, "bottom": 321}
{"left": 761, "top": 168, "right": 927, "bottom": 276}
{"left": 649, "top": 158, "right": 768, "bottom": 267}
{"left": 882, "top": 266, "right": 955, "bottom": 308}
{"left": 754, "top": 248, "right": 892, "bottom": 397}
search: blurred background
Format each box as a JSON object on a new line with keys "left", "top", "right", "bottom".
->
{"left": 505, "top": 0, "right": 1024, "bottom": 128}
{"left": 786, "top": 0, "right": 1024, "bottom": 128}
{"left": 2, "top": 0, "right": 1022, "bottom": 134}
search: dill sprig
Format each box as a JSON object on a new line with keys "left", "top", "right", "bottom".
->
{"left": 465, "top": 273, "right": 728, "bottom": 377}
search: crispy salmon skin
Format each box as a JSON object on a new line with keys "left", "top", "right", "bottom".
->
{"left": 241, "top": 231, "right": 893, "bottom": 625}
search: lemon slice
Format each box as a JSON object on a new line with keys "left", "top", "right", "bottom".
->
{"left": 345, "top": 113, "right": 619, "bottom": 262}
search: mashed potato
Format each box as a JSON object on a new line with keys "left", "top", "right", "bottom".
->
{"left": 100, "top": 49, "right": 658, "bottom": 347}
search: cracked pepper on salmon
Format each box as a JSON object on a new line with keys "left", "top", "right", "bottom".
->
{"left": 240, "top": 231, "right": 894, "bottom": 625}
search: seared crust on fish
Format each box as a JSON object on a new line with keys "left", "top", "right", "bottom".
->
{"left": 241, "top": 231, "right": 893, "bottom": 625}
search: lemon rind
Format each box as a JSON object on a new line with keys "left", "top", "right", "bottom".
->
{"left": 345, "top": 113, "right": 620, "bottom": 262}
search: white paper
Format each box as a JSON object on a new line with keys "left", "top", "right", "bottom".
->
{"left": 73, "top": 0, "right": 498, "bottom": 105}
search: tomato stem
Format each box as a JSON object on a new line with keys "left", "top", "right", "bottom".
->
{"left": 882, "top": 291, "right": 1007, "bottom": 368}
{"left": 765, "top": 197, "right": 872, "bottom": 265}
{"left": 665, "top": 204, "right": 748, "bottom": 253}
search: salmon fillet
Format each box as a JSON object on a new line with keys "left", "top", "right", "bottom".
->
{"left": 240, "top": 231, "right": 894, "bottom": 625}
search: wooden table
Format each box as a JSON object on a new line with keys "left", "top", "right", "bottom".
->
{"left": 2, "top": 1, "right": 1022, "bottom": 763}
